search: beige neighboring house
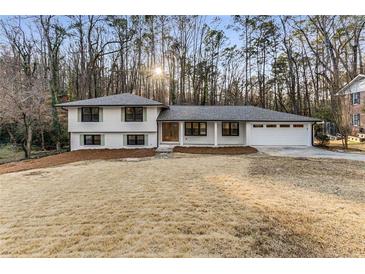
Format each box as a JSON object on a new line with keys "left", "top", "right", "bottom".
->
{"left": 337, "top": 74, "right": 365, "bottom": 136}
{"left": 56, "top": 93, "right": 320, "bottom": 151}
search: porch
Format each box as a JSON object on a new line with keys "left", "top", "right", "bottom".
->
{"left": 158, "top": 121, "right": 246, "bottom": 147}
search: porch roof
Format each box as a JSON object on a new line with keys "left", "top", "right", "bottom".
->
{"left": 157, "top": 105, "right": 320, "bottom": 122}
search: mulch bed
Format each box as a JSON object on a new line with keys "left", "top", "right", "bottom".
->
{"left": 173, "top": 146, "right": 257, "bottom": 155}
{"left": 0, "top": 149, "right": 155, "bottom": 175}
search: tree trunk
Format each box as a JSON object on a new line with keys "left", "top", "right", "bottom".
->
{"left": 22, "top": 115, "right": 32, "bottom": 159}
{"left": 40, "top": 128, "right": 46, "bottom": 151}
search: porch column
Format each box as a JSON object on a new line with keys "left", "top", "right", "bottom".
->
{"left": 179, "top": 121, "right": 184, "bottom": 146}
{"left": 214, "top": 121, "right": 218, "bottom": 146}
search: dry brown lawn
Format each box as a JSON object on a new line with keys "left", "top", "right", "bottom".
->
{"left": 0, "top": 153, "right": 364, "bottom": 257}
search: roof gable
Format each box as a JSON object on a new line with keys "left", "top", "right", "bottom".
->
{"left": 56, "top": 93, "right": 165, "bottom": 107}
{"left": 338, "top": 74, "right": 365, "bottom": 94}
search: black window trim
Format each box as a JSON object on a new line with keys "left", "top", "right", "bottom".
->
{"left": 81, "top": 107, "right": 99, "bottom": 122}
{"left": 222, "top": 122, "right": 239, "bottom": 136}
{"left": 125, "top": 107, "right": 144, "bottom": 122}
{"left": 84, "top": 134, "right": 101, "bottom": 146}
{"left": 127, "top": 134, "right": 145, "bottom": 146}
{"left": 184, "top": 122, "right": 207, "bottom": 136}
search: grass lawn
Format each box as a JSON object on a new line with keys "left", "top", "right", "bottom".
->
{"left": 0, "top": 145, "right": 25, "bottom": 164}
{"left": 0, "top": 144, "right": 62, "bottom": 165}
{"left": 327, "top": 140, "right": 365, "bottom": 152}
{"left": 0, "top": 153, "right": 364, "bottom": 257}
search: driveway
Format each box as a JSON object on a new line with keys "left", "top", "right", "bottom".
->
{"left": 254, "top": 146, "right": 365, "bottom": 161}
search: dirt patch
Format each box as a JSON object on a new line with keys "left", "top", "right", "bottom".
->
{"left": 173, "top": 146, "right": 257, "bottom": 155}
{"left": 0, "top": 149, "right": 155, "bottom": 175}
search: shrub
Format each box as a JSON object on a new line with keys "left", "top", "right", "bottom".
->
{"left": 315, "top": 133, "right": 330, "bottom": 146}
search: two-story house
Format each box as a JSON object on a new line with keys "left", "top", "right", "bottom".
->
{"left": 57, "top": 93, "right": 320, "bottom": 151}
{"left": 337, "top": 74, "right": 365, "bottom": 135}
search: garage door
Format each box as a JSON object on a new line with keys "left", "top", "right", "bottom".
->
{"left": 249, "top": 123, "right": 310, "bottom": 146}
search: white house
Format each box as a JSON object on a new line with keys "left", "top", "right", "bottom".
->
{"left": 57, "top": 93, "right": 320, "bottom": 151}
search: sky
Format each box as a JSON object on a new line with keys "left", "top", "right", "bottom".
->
{"left": 0, "top": 15, "right": 243, "bottom": 48}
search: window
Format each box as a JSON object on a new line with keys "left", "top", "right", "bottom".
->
{"left": 351, "top": 92, "right": 360, "bottom": 105}
{"left": 84, "top": 135, "right": 101, "bottom": 145}
{"left": 127, "top": 135, "right": 145, "bottom": 145}
{"left": 280, "top": 124, "right": 290, "bottom": 128}
{"left": 266, "top": 124, "right": 277, "bottom": 128}
{"left": 81, "top": 107, "right": 99, "bottom": 122}
{"left": 352, "top": 113, "right": 360, "bottom": 126}
{"left": 293, "top": 124, "right": 304, "bottom": 128}
{"left": 253, "top": 124, "right": 264, "bottom": 128}
{"left": 222, "top": 122, "right": 239, "bottom": 136}
{"left": 185, "top": 122, "right": 207, "bottom": 136}
{"left": 125, "top": 107, "right": 143, "bottom": 122}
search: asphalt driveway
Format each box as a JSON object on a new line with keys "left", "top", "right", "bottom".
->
{"left": 254, "top": 146, "right": 365, "bottom": 162}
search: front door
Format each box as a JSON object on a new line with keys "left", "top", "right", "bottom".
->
{"left": 162, "top": 122, "right": 179, "bottom": 142}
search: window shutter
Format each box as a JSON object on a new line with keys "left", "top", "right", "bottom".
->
{"left": 121, "top": 107, "right": 125, "bottom": 122}
{"left": 144, "top": 134, "right": 148, "bottom": 146}
{"left": 123, "top": 134, "right": 127, "bottom": 146}
{"left": 77, "top": 108, "right": 81, "bottom": 122}
{"left": 99, "top": 108, "right": 103, "bottom": 122}
{"left": 101, "top": 134, "right": 105, "bottom": 146}
{"left": 79, "top": 134, "right": 84, "bottom": 146}
{"left": 143, "top": 107, "right": 147, "bottom": 122}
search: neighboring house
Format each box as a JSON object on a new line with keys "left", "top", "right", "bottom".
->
{"left": 57, "top": 93, "right": 320, "bottom": 150}
{"left": 337, "top": 74, "right": 365, "bottom": 135}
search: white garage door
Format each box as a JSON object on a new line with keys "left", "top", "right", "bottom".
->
{"left": 249, "top": 123, "right": 310, "bottom": 146}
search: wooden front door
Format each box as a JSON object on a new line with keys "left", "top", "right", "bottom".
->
{"left": 162, "top": 122, "right": 179, "bottom": 142}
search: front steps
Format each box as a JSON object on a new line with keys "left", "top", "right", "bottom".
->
{"left": 156, "top": 144, "right": 175, "bottom": 153}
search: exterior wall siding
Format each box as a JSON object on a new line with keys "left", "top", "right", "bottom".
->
{"left": 217, "top": 122, "right": 246, "bottom": 145}
{"left": 183, "top": 122, "right": 215, "bottom": 145}
{"left": 68, "top": 106, "right": 161, "bottom": 133}
{"left": 70, "top": 132, "right": 157, "bottom": 151}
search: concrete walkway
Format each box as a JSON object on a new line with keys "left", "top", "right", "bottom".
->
{"left": 254, "top": 146, "right": 365, "bottom": 162}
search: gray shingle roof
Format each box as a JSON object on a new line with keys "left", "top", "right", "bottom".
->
{"left": 56, "top": 93, "right": 165, "bottom": 107}
{"left": 157, "top": 105, "right": 321, "bottom": 122}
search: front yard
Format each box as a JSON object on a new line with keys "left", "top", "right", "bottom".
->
{"left": 327, "top": 140, "right": 365, "bottom": 152}
{"left": 0, "top": 153, "right": 364, "bottom": 257}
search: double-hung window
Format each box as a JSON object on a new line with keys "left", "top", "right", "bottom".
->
{"left": 351, "top": 92, "right": 360, "bottom": 105}
{"left": 127, "top": 135, "right": 145, "bottom": 145}
{"left": 125, "top": 107, "right": 143, "bottom": 122}
{"left": 84, "top": 135, "right": 101, "bottom": 145}
{"left": 222, "top": 122, "right": 239, "bottom": 136}
{"left": 185, "top": 122, "right": 207, "bottom": 136}
{"left": 352, "top": 113, "right": 360, "bottom": 126}
{"left": 81, "top": 107, "right": 99, "bottom": 122}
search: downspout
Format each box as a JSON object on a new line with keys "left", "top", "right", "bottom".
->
{"left": 312, "top": 122, "right": 317, "bottom": 146}
{"left": 156, "top": 120, "right": 159, "bottom": 148}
